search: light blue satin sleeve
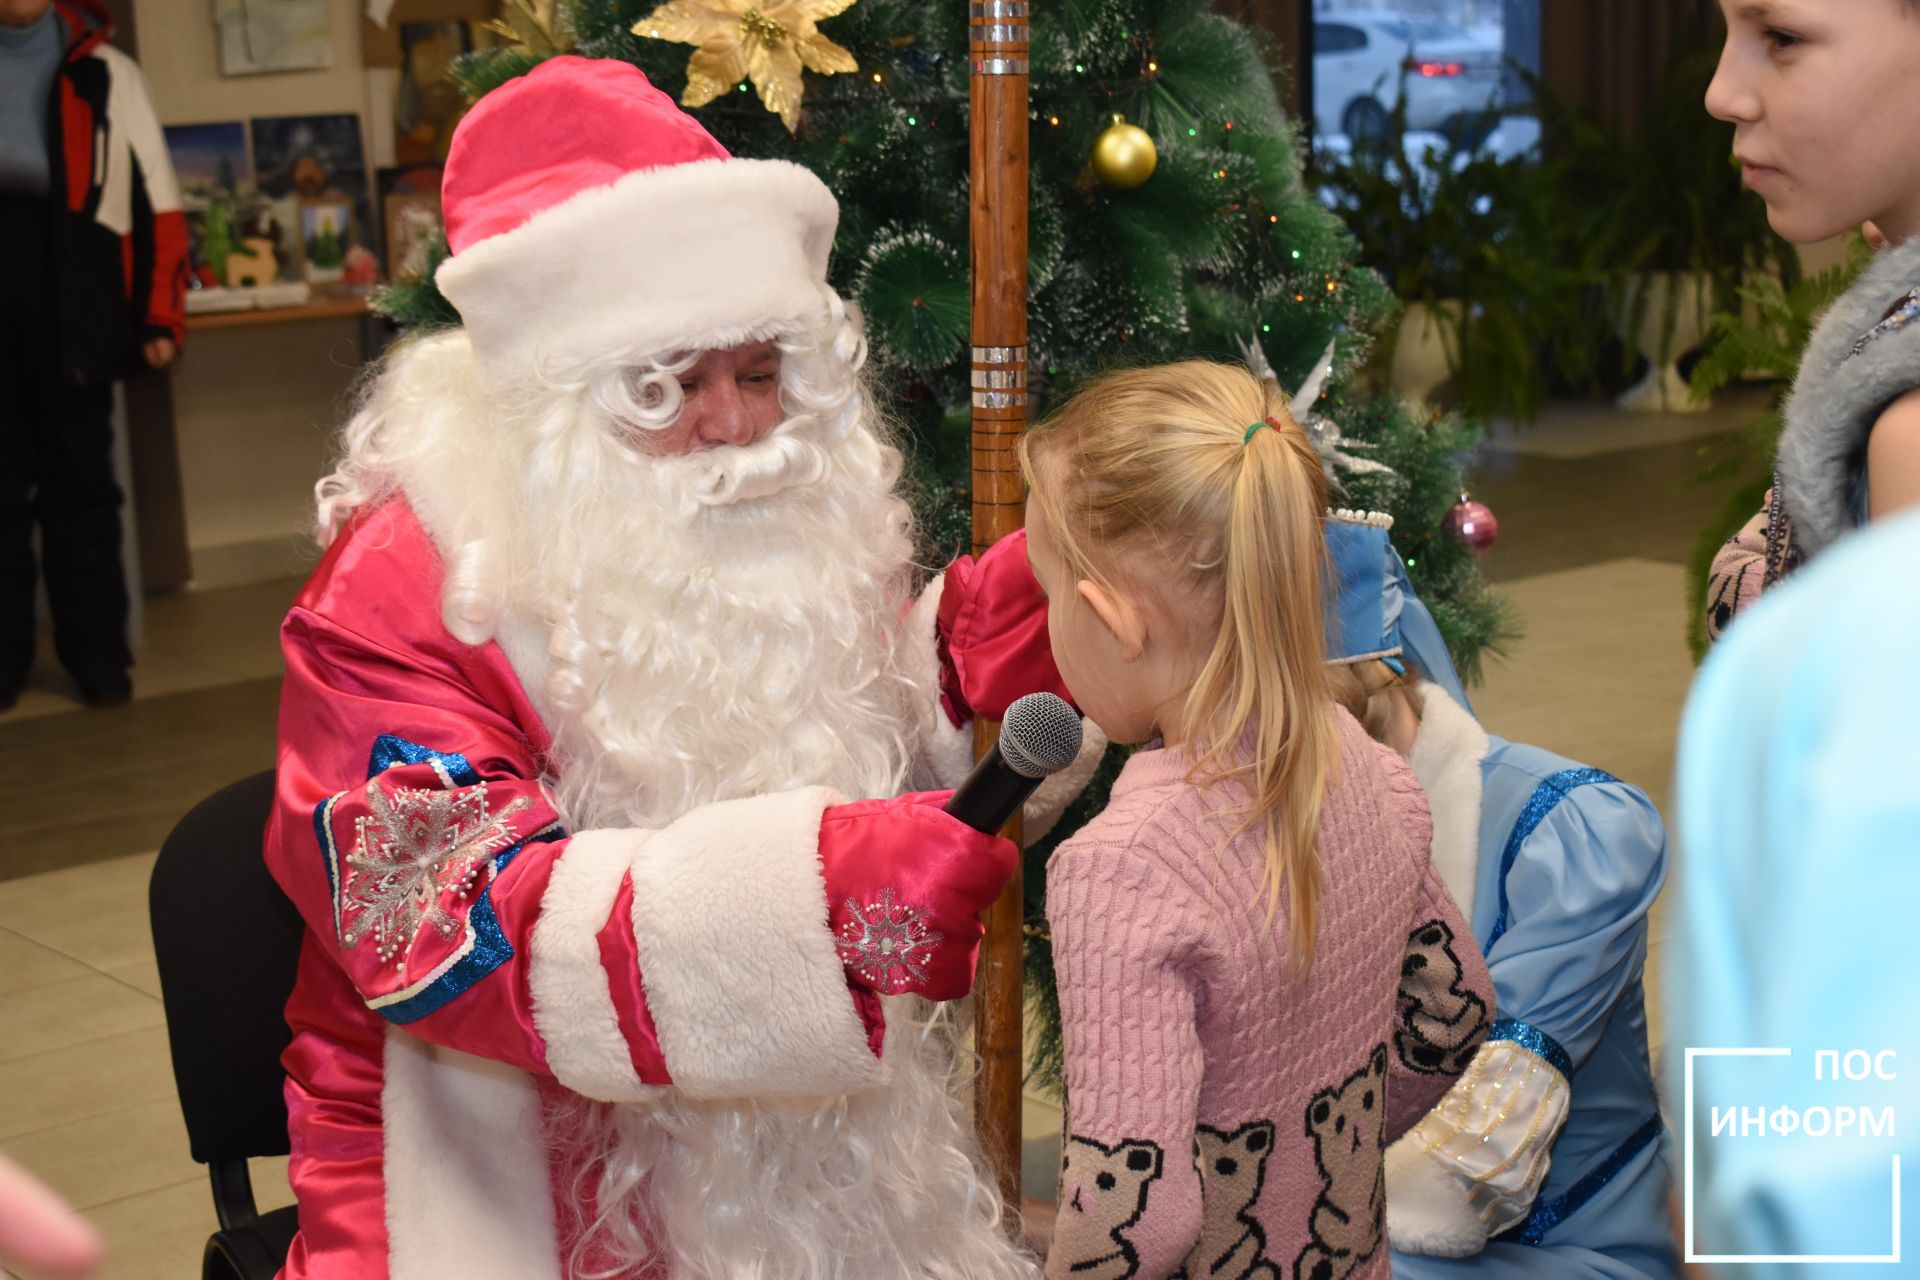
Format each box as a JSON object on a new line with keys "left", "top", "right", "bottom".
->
{"left": 1671, "top": 508, "right": 1920, "bottom": 1277}
{"left": 1483, "top": 779, "right": 1667, "bottom": 1072}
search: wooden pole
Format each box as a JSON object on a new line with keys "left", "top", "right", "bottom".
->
{"left": 969, "top": 0, "right": 1031, "bottom": 1216}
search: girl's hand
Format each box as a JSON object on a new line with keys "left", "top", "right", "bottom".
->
{"left": 1864, "top": 221, "right": 1888, "bottom": 252}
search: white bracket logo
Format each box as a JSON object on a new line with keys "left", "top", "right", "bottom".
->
{"left": 1685, "top": 1047, "right": 1901, "bottom": 1265}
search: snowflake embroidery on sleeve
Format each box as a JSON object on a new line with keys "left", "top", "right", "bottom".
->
{"left": 835, "top": 887, "right": 942, "bottom": 994}
{"left": 340, "top": 780, "right": 533, "bottom": 971}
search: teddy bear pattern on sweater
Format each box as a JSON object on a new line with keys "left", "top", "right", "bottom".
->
{"left": 1394, "top": 920, "right": 1491, "bottom": 1076}
{"left": 1179, "top": 1122, "right": 1281, "bottom": 1279}
{"left": 1059, "top": 1135, "right": 1167, "bottom": 1279}
{"left": 1054, "top": 1049, "right": 1396, "bottom": 1280}
{"left": 1296, "top": 1044, "right": 1389, "bottom": 1280}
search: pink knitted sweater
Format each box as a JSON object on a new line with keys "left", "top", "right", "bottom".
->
{"left": 1043, "top": 707, "right": 1493, "bottom": 1280}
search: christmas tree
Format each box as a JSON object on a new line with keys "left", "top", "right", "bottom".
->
{"left": 377, "top": 0, "right": 1512, "bottom": 1092}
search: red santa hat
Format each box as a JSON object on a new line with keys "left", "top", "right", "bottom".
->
{"left": 434, "top": 56, "right": 839, "bottom": 386}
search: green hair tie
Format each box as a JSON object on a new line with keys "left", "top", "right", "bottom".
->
{"left": 1244, "top": 419, "right": 1273, "bottom": 445}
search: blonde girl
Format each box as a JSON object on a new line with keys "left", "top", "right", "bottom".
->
{"left": 1023, "top": 361, "right": 1492, "bottom": 1280}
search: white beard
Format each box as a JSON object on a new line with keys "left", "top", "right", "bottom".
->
{"left": 349, "top": 331, "right": 1028, "bottom": 1279}
{"left": 501, "top": 418, "right": 934, "bottom": 834}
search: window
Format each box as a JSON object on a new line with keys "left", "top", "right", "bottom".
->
{"left": 1315, "top": 22, "right": 1368, "bottom": 54}
{"left": 1308, "top": 0, "right": 1540, "bottom": 161}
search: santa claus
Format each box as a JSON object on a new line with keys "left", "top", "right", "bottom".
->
{"left": 264, "top": 56, "right": 1074, "bottom": 1279}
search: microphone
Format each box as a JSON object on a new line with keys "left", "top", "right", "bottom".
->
{"left": 944, "top": 693, "right": 1084, "bottom": 834}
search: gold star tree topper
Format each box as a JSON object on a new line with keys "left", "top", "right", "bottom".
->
{"left": 634, "top": 0, "right": 859, "bottom": 133}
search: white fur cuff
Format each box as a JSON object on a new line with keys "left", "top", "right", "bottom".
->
{"left": 1385, "top": 1137, "right": 1490, "bottom": 1258}
{"left": 1385, "top": 1038, "right": 1571, "bottom": 1254}
{"left": 908, "top": 571, "right": 977, "bottom": 791}
{"left": 436, "top": 157, "right": 837, "bottom": 388}
{"left": 529, "top": 828, "right": 660, "bottom": 1103}
{"left": 627, "top": 786, "right": 887, "bottom": 1098}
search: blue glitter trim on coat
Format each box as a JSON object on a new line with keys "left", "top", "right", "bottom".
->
{"left": 373, "top": 825, "right": 566, "bottom": 1026}
{"left": 1494, "top": 1113, "right": 1664, "bottom": 1246}
{"left": 1485, "top": 767, "right": 1616, "bottom": 950}
{"left": 1488, "top": 1017, "right": 1574, "bottom": 1080}
{"left": 368, "top": 734, "right": 481, "bottom": 787}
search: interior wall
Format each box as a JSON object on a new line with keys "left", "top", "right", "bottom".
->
{"left": 132, "top": 0, "right": 383, "bottom": 587}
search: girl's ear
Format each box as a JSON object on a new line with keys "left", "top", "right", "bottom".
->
{"left": 1077, "top": 578, "right": 1147, "bottom": 662}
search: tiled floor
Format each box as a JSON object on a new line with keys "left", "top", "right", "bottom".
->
{"left": 0, "top": 392, "right": 1749, "bottom": 1274}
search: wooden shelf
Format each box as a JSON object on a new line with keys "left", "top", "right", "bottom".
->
{"left": 185, "top": 295, "right": 374, "bottom": 331}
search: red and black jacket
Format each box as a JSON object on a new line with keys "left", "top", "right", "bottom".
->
{"left": 46, "top": 0, "right": 188, "bottom": 387}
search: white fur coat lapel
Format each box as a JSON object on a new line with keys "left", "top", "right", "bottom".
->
{"left": 383, "top": 1031, "right": 561, "bottom": 1280}
{"left": 1405, "top": 682, "right": 1489, "bottom": 923}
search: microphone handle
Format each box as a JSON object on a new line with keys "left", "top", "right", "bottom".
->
{"left": 943, "top": 744, "right": 1046, "bottom": 834}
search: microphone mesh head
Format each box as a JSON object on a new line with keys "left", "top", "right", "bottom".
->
{"left": 999, "top": 693, "right": 1085, "bottom": 779}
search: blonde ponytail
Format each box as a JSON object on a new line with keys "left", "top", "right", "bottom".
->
{"left": 1019, "top": 361, "right": 1339, "bottom": 978}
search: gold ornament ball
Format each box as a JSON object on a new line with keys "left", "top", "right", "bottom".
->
{"left": 1092, "top": 117, "right": 1157, "bottom": 189}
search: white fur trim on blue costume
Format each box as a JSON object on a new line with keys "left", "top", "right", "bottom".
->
{"left": 1406, "top": 681, "right": 1489, "bottom": 923}
{"left": 383, "top": 1032, "right": 560, "bottom": 1280}
{"left": 627, "top": 786, "right": 887, "bottom": 1098}
{"left": 436, "top": 157, "right": 838, "bottom": 388}
{"left": 529, "top": 828, "right": 662, "bottom": 1103}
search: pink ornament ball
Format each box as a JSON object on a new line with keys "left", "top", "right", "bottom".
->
{"left": 1444, "top": 499, "right": 1498, "bottom": 553}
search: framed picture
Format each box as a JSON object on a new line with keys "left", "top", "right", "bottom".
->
{"left": 375, "top": 163, "right": 443, "bottom": 199}
{"left": 163, "top": 122, "right": 252, "bottom": 211}
{"left": 299, "top": 199, "right": 356, "bottom": 285}
{"left": 252, "top": 114, "right": 372, "bottom": 259}
{"left": 384, "top": 190, "right": 443, "bottom": 282}
{"left": 215, "top": 0, "right": 333, "bottom": 75}
{"left": 377, "top": 165, "right": 443, "bottom": 280}
{"left": 394, "top": 21, "right": 477, "bottom": 164}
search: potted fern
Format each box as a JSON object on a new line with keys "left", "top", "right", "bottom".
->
{"left": 1541, "top": 45, "right": 1798, "bottom": 412}
{"left": 1312, "top": 81, "right": 1597, "bottom": 424}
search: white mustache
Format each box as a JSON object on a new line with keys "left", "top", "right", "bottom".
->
{"left": 653, "top": 416, "right": 832, "bottom": 514}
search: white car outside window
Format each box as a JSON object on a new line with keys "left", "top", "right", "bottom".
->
{"left": 1312, "top": 12, "right": 1503, "bottom": 147}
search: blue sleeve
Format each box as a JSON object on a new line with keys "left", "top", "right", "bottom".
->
{"left": 1484, "top": 782, "right": 1666, "bottom": 1071}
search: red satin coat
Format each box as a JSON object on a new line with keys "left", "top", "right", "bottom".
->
{"left": 264, "top": 498, "right": 1064, "bottom": 1279}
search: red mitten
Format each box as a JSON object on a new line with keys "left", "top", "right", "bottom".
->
{"left": 819, "top": 792, "right": 1018, "bottom": 1002}
{"left": 935, "top": 528, "right": 1073, "bottom": 726}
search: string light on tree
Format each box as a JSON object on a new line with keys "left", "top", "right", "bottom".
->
{"left": 1092, "top": 114, "right": 1156, "bottom": 189}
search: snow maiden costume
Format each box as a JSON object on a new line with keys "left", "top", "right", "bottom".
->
{"left": 1705, "top": 233, "right": 1920, "bottom": 642}
{"left": 1322, "top": 515, "right": 1678, "bottom": 1278}
{"left": 264, "top": 58, "right": 1080, "bottom": 1280}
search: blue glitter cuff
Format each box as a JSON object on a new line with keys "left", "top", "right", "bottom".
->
{"left": 1487, "top": 1017, "right": 1573, "bottom": 1080}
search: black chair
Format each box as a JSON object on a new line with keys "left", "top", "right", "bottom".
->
{"left": 150, "top": 771, "right": 304, "bottom": 1280}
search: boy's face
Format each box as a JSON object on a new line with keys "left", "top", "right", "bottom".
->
{"left": 1707, "top": 0, "right": 1920, "bottom": 245}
